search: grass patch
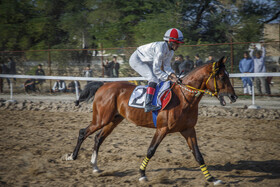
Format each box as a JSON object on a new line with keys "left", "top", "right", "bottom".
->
{"left": 237, "top": 95, "right": 252, "bottom": 99}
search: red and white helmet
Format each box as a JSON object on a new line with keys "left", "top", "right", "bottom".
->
{"left": 163, "top": 28, "right": 184, "bottom": 43}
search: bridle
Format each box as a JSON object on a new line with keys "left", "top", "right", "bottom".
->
{"left": 178, "top": 62, "right": 220, "bottom": 97}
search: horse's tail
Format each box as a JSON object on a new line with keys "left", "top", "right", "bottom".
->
{"left": 75, "top": 81, "right": 104, "bottom": 106}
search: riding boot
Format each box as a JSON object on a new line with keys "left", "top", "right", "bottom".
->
{"left": 144, "top": 85, "right": 161, "bottom": 113}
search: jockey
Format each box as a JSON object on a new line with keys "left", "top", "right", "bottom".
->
{"left": 129, "top": 28, "right": 184, "bottom": 112}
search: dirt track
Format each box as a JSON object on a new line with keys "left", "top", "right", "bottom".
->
{"left": 0, "top": 108, "right": 279, "bottom": 187}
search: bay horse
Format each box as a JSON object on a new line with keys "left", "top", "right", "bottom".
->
{"left": 63, "top": 57, "right": 237, "bottom": 185}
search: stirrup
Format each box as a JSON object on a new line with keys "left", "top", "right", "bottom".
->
{"left": 144, "top": 105, "right": 161, "bottom": 113}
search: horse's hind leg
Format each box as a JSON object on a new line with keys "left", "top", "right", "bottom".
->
{"left": 62, "top": 123, "right": 103, "bottom": 161}
{"left": 180, "top": 128, "right": 222, "bottom": 185}
{"left": 91, "top": 115, "right": 124, "bottom": 173}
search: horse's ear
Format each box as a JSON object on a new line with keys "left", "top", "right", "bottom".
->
{"left": 217, "top": 56, "right": 227, "bottom": 67}
{"left": 222, "top": 56, "right": 228, "bottom": 64}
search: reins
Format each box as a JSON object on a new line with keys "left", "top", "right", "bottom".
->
{"left": 177, "top": 62, "right": 219, "bottom": 97}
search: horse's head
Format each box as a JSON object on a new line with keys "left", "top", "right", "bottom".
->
{"left": 204, "top": 57, "right": 238, "bottom": 106}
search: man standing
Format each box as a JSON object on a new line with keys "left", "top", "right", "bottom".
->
{"left": 112, "top": 56, "right": 120, "bottom": 77}
{"left": 35, "top": 64, "right": 45, "bottom": 77}
{"left": 7, "top": 57, "right": 16, "bottom": 82}
{"left": 249, "top": 44, "right": 270, "bottom": 95}
{"left": 179, "top": 55, "right": 194, "bottom": 75}
{"left": 83, "top": 64, "right": 93, "bottom": 83}
{"left": 206, "top": 55, "right": 215, "bottom": 63}
{"left": 172, "top": 55, "right": 184, "bottom": 75}
{"left": 102, "top": 59, "right": 113, "bottom": 77}
{"left": 194, "top": 54, "right": 203, "bottom": 68}
{"left": 2, "top": 62, "right": 10, "bottom": 88}
{"left": 35, "top": 64, "right": 45, "bottom": 91}
{"left": 0, "top": 64, "right": 3, "bottom": 93}
{"left": 239, "top": 52, "right": 254, "bottom": 95}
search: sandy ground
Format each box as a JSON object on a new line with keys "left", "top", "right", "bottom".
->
{"left": 0, "top": 109, "right": 279, "bottom": 187}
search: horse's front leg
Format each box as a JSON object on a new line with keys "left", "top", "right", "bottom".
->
{"left": 139, "top": 127, "right": 168, "bottom": 182}
{"left": 180, "top": 128, "right": 222, "bottom": 185}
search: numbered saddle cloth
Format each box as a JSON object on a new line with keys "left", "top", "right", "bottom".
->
{"left": 128, "top": 81, "right": 172, "bottom": 110}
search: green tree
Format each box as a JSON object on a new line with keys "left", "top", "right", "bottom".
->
{"left": 0, "top": 0, "right": 36, "bottom": 50}
{"left": 0, "top": 0, "right": 279, "bottom": 52}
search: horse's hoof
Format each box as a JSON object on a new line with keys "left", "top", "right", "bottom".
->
{"left": 93, "top": 167, "right": 101, "bottom": 173}
{"left": 75, "top": 100, "right": 79, "bottom": 106}
{"left": 139, "top": 176, "right": 148, "bottom": 182}
{"left": 61, "top": 153, "right": 74, "bottom": 161}
{"left": 213, "top": 179, "right": 223, "bottom": 186}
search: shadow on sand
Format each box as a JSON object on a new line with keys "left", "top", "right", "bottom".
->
{"left": 210, "top": 160, "right": 280, "bottom": 183}
{"left": 146, "top": 160, "right": 280, "bottom": 184}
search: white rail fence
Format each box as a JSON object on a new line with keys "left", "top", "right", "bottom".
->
{"left": 0, "top": 74, "right": 147, "bottom": 102}
{"left": 1, "top": 73, "right": 280, "bottom": 109}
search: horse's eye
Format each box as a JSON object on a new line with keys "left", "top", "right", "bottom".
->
{"left": 220, "top": 75, "right": 226, "bottom": 81}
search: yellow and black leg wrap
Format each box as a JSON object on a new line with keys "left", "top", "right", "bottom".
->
{"left": 139, "top": 157, "right": 150, "bottom": 178}
{"left": 200, "top": 164, "right": 213, "bottom": 181}
{"left": 140, "top": 157, "right": 150, "bottom": 171}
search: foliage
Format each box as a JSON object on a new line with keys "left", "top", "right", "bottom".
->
{"left": 0, "top": 0, "right": 279, "bottom": 52}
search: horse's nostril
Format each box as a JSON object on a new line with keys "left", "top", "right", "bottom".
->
{"left": 233, "top": 95, "right": 238, "bottom": 101}
{"left": 229, "top": 94, "right": 238, "bottom": 102}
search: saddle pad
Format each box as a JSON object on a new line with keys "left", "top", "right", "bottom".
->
{"left": 128, "top": 85, "right": 147, "bottom": 108}
{"left": 158, "top": 89, "right": 172, "bottom": 111}
{"left": 128, "top": 81, "right": 172, "bottom": 127}
{"left": 128, "top": 81, "right": 171, "bottom": 109}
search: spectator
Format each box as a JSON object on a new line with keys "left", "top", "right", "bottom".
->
{"left": 249, "top": 44, "right": 270, "bottom": 95}
{"left": 52, "top": 80, "right": 66, "bottom": 93}
{"left": 67, "top": 81, "right": 81, "bottom": 93}
{"left": 93, "top": 50, "right": 98, "bottom": 56}
{"left": 102, "top": 59, "right": 113, "bottom": 77}
{"left": 112, "top": 56, "right": 120, "bottom": 77}
{"left": 0, "top": 64, "right": 3, "bottom": 93}
{"left": 7, "top": 57, "right": 16, "bottom": 83}
{"left": 83, "top": 64, "right": 93, "bottom": 83}
{"left": 179, "top": 55, "right": 194, "bottom": 75}
{"left": 1, "top": 62, "right": 10, "bottom": 88}
{"left": 24, "top": 78, "right": 36, "bottom": 93}
{"left": 239, "top": 52, "right": 254, "bottom": 95}
{"left": 267, "top": 68, "right": 277, "bottom": 87}
{"left": 194, "top": 54, "right": 203, "bottom": 68}
{"left": 206, "top": 55, "right": 215, "bottom": 63}
{"left": 35, "top": 64, "right": 45, "bottom": 91}
{"left": 172, "top": 55, "right": 184, "bottom": 75}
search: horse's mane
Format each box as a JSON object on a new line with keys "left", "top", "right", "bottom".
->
{"left": 181, "top": 62, "right": 212, "bottom": 80}
{"left": 182, "top": 60, "right": 225, "bottom": 81}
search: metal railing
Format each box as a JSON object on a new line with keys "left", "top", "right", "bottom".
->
{"left": 1, "top": 73, "right": 279, "bottom": 109}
